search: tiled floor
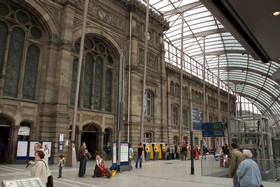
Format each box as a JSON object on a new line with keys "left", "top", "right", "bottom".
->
{"left": 1, "top": 158, "right": 279, "bottom": 187}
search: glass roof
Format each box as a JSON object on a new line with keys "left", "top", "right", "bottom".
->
{"left": 140, "top": 0, "right": 280, "bottom": 126}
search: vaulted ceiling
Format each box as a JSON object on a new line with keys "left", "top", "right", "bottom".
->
{"left": 139, "top": 0, "right": 280, "bottom": 126}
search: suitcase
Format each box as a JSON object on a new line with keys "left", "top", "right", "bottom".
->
{"left": 103, "top": 167, "right": 112, "bottom": 178}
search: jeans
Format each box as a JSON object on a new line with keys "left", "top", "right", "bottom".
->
{"left": 233, "top": 175, "right": 240, "bottom": 187}
{"left": 135, "top": 155, "right": 142, "bottom": 168}
{"left": 58, "top": 166, "right": 62, "bottom": 177}
{"left": 79, "top": 156, "right": 87, "bottom": 177}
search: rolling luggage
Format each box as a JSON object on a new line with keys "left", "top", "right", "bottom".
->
{"left": 103, "top": 167, "right": 112, "bottom": 178}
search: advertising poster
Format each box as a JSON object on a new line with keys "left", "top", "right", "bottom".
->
{"left": 16, "top": 141, "right": 28, "bottom": 157}
{"left": 29, "top": 141, "right": 39, "bottom": 157}
{"left": 42, "top": 142, "right": 52, "bottom": 158}
{"left": 120, "top": 143, "right": 128, "bottom": 162}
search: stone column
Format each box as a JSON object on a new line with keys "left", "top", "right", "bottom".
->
{"left": 10, "top": 125, "right": 20, "bottom": 163}
{"left": 39, "top": 3, "right": 76, "bottom": 161}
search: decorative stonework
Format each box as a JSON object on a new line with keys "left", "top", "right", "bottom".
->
{"left": 82, "top": 113, "right": 102, "bottom": 124}
{"left": 22, "top": 107, "right": 35, "bottom": 116}
{"left": 139, "top": 48, "right": 159, "bottom": 70}
{"left": 5, "top": 104, "right": 17, "bottom": 115}
{"left": 105, "top": 117, "right": 113, "bottom": 126}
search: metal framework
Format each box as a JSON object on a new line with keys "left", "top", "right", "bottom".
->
{"left": 140, "top": 0, "right": 280, "bottom": 126}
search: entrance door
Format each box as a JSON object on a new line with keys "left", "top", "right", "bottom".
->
{"left": 81, "top": 124, "right": 99, "bottom": 159}
{"left": 0, "top": 124, "right": 11, "bottom": 163}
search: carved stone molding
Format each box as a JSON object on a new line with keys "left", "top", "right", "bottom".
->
{"left": 139, "top": 48, "right": 159, "bottom": 70}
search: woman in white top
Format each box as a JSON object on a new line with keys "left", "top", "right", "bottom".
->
{"left": 30, "top": 150, "right": 48, "bottom": 184}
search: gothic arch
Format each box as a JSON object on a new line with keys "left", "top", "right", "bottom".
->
{"left": 20, "top": 0, "right": 60, "bottom": 38}
{"left": 72, "top": 27, "right": 123, "bottom": 57}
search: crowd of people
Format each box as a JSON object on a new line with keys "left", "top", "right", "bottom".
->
{"left": 26, "top": 141, "right": 263, "bottom": 187}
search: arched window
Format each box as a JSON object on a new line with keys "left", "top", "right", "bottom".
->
{"left": 144, "top": 132, "right": 152, "bottom": 143}
{"left": 70, "top": 59, "right": 78, "bottom": 106}
{"left": 175, "top": 83, "right": 180, "bottom": 96}
{"left": 0, "top": 3, "right": 43, "bottom": 100}
{"left": 23, "top": 45, "right": 40, "bottom": 100}
{"left": 172, "top": 105, "right": 178, "bottom": 125}
{"left": 170, "top": 81, "right": 174, "bottom": 95}
{"left": 183, "top": 109, "right": 187, "bottom": 127}
{"left": 144, "top": 90, "right": 153, "bottom": 116}
{"left": 173, "top": 136, "right": 179, "bottom": 145}
{"left": 71, "top": 37, "right": 115, "bottom": 112}
{"left": 94, "top": 56, "right": 103, "bottom": 110}
{"left": 83, "top": 53, "right": 94, "bottom": 109}
{"left": 105, "top": 69, "right": 112, "bottom": 112}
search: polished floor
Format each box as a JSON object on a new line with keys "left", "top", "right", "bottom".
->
{"left": 1, "top": 158, "right": 279, "bottom": 187}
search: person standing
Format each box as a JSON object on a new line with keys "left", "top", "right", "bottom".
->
{"left": 105, "top": 142, "right": 112, "bottom": 160}
{"left": 77, "top": 142, "right": 87, "bottom": 177}
{"left": 29, "top": 143, "right": 53, "bottom": 187}
{"left": 228, "top": 143, "right": 245, "bottom": 187}
{"left": 44, "top": 144, "right": 50, "bottom": 158}
{"left": 57, "top": 155, "right": 65, "bottom": 178}
{"left": 30, "top": 150, "right": 48, "bottom": 185}
{"left": 135, "top": 143, "right": 143, "bottom": 169}
{"left": 128, "top": 143, "right": 134, "bottom": 170}
{"left": 237, "top": 149, "right": 262, "bottom": 187}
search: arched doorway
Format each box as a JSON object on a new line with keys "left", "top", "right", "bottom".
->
{"left": 0, "top": 115, "right": 12, "bottom": 163}
{"left": 81, "top": 124, "right": 100, "bottom": 159}
{"left": 103, "top": 128, "right": 112, "bottom": 149}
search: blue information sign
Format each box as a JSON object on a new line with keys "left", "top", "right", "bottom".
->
{"left": 201, "top": 122, "right": 224, "bottom": 137}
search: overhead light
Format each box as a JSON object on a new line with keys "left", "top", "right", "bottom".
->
{"left": 273, "top": 11, "right": 280, "bottom": 16}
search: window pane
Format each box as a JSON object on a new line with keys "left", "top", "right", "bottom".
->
{"left": 94, "top": 56, "right": 103, "bottom": 110}
{"left": 23, "top": 45, "right": 39, "bottom": 100}
{"left": 0, "top": 21, "right": 8, "bottom": 73}
{"left": 83, "top": 53, "right": 93, "bottom": 108}
{"left": 4, "top": 27, "right": 25, "bottom": 97}
{"left": 70, "top": 59, "right": 78, "bottom": 106}
{"left": 105, "top": 69, "right": 112, "bottom": 112}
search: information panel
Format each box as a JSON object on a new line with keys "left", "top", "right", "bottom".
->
{"left": 202, "top": 123, "right": 213, "bottom": 137}
{"left": 16, "top": 141, "right": 28, "bottom": 157}
{"left": 192, "top": 109, "right": 203, "bottom": 130}
{"left": 202, "top": 122, "right": 224, "bottom": 137}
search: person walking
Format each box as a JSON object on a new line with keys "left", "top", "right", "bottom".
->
{"left": 77, "top": 142, "right": 87, "bottom": 177}
{"left": 237, "top": 149, "right": 262, "bottom": 187}
{"left": 135, "top": 143, "right": 143, "bottom": 169}
{"left": 228, "top": 142, "right": 245, "bottom": 187}
{"left": 57, "top": 155, "right": 65, "bottom": 178}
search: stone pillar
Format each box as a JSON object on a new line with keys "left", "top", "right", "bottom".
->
{"left": 39, "top": 3, "right": 76, "bottom": 163}
{"left": 10, "top": 125, "right": 20, "bottom": 163}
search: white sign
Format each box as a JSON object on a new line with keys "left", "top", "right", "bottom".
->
{"left": 18, "top": 126, "right": 30, "bottom": 136}
{"left": 59, "top": 134, "right": 64, "bottom": 142}
{"left": 29, "top": 141, "right": 39, "bottom": 157}
{"left": 16, "top": 141, "right": 28, "bottom": 157}
{"left": 120, "top": 143, "right": 129, "bottom": 162}
{"left": 42, "top": 142, "right": 52, "bottom": 158}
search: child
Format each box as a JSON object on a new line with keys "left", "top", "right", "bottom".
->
{"left": 57, "top": 155, "right": 64, "bottom": 178}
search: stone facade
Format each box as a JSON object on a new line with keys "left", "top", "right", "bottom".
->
{"left": 0, "top": 0, "right": 235, "bottom": 163}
